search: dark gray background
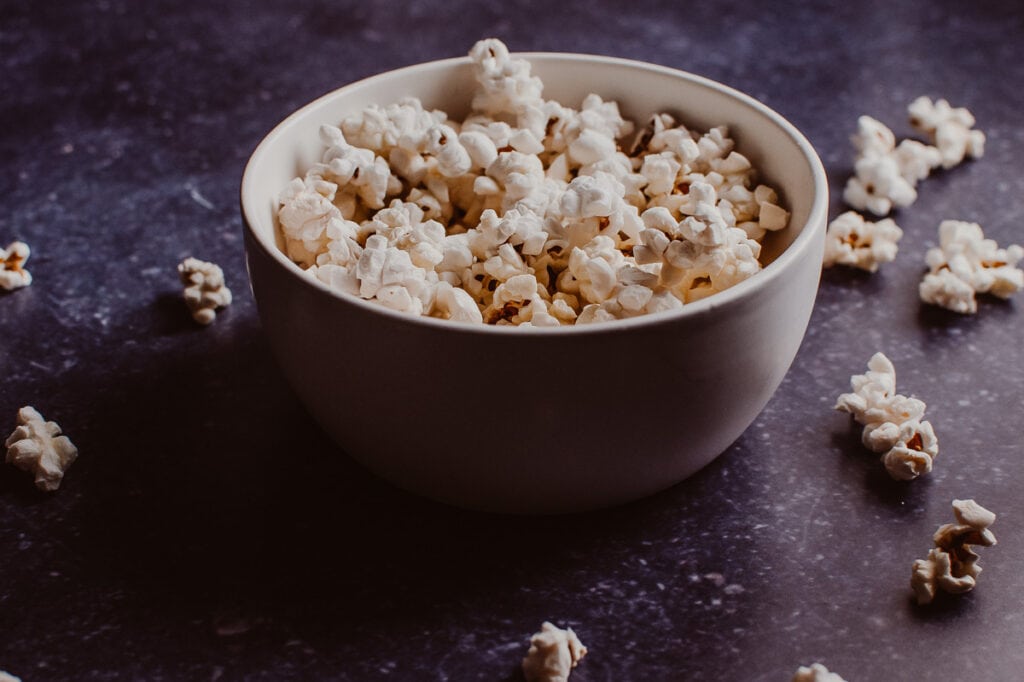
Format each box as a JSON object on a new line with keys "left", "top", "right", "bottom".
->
{"left": 2, "top": 1, "right": 1022, "bottom": 680}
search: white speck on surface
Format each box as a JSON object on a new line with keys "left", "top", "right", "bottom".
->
{"left": 187, "top": 185, "right": 216, "bottom": 210}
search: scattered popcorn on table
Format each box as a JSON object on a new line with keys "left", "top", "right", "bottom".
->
{"left": 835, "top": 352, "right": 937, "bottom": 481}
{"left": 919, "top": 220, "right": 1024, "bottom": 314}
{"left": 178, "top": 257, "right": 233, "bottom": 325}
{"left": 521, "top": 622, "right": 587, "bottom": 682}
{"left": 276, "top": 39, "right": 790, "bottom": 326}
{"left": 911, "top": 499, "right": 996, "bottom": 605}
{"left": 5, "top": 406, "right": 79, "bottom": 492}
{"left": 908, "top": 96, "right": 985, "bottom": 169}
{"left": 793, "top": 663, "right": 848, "bottom": 682}
{"left": 842, "top": 115, "right": 939, "bottom": 216}
{"left": 822, "top": 211, "right": 903, "bottom": 272}
{"left": 0, "top": 241, "right": 33, "bottom": 291}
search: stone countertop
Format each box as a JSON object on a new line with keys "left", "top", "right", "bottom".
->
{"left": 2, "top": 1, "right": 1023, "bottom": 680}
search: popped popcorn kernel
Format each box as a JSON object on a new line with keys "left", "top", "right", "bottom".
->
{"left": 5, "top": 406, "right": 78, "bottom": 492}
{"left": 178, "top": 257, "right": 233, "bottom": 325}
{"left": 911, "top": 499, "right": 996, "bottom": 605}
{"left": 521, "top": 622, "right": 587, "bottom": 682}
{"left": 793, "top": 663, "right": 848, "bottom": 682}
{"left": 919, "top": 220, "right": 1024, "bottom": 314}
{"left": 275, "top": 39, "right": 790, "bottom": 326}
{"left": 908, "top": 96, "right": 985, "bottom": 169}
{"left": 835, "top": 352, "right": 937, "bottom": 481}
{"left": 843, "top": 155, "right": 917, "bottom": 216}
{"left": 0, "top": 241, "right": 32, "bottom": 291}
{"left": 842, "top": 113, "right": 940, "bottom": 216}
{"left": 822, "top": 211, "right": 903, "bottom": 272}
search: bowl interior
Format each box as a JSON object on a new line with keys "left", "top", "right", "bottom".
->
{"left": 242, "top": 53, "right": 824, "bottom": 290}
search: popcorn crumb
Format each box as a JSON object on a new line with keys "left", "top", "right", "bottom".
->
{"left": 276, "top": 38, "right": 789, "bottom": 326}
{"left": 521, "top": 622, "right": 587, "bottom": 682}
{"left": 793, "top": 663, "right": 848, "bottom": 682}
{"left": 919, "top": 220, "right": 1024, "bottom": 314}
{"left": 908, "top": 96, "right": 985, "bottom": 169}
{"left": 822, "top": 211, "right": 902, "bottom": 272}
{"left": 1, "top": 241, "right": 33, "bottom": 291}
{"left": 5, "top": 406, "right": 79, "bottom": 492}
{"left": 911, "top": 499, "right": 996, "bottom": 605}
{"left": 835, "top": 352, "right": 937, "bottom": 480}
{"left": 178, "top": 257, "right": 233, "bottom": 325}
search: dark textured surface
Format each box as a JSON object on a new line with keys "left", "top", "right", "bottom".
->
{"left": 2, "top": 1, "right": 1023, "bottom": 680}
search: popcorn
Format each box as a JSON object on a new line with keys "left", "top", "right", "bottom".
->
{"left": 894, "top": 139, "right": 942, "bottom": 184}
{"left": 793, "top": 663, "right": 848, "bottom": 682}
{"left": 521, "top": 622, "right": 587, "bottom": 682}
{"left": 469, "top": 38, "right": 544, "bottom": 116}
{"left": 919, "top": 220, "right": 1024, "bottom": 314}
{"left": 5, "top": 406, "right": 78, "bottom": 492}
{"left": 843, "top": 155, "right": 917, "bottom": 216}
{"left": 822, "top": 211, "right": 903, "bottom": 272}
{"left": 275, "top": 38, "right": 789, "bottom": 326}
{"left": 178, "top": 257, "right": 233, "bottom": 325}
{"left": 842, "top": 114, "right": 940, "bottom": 216}
{"left": 0, "top": 241, "right": 32, "bottom": 291}
{"left": 908, "top": 96, "right": 985, "bottom": 169}
{"left": 911, "top": 499, "right": 997, "bottom": 605}
{"left": 835, "top": 352, "right": 937, "bottom": 481}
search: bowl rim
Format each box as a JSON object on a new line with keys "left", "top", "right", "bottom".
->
{"left": 241, "top": 51, "right": 828, "bottom": 337}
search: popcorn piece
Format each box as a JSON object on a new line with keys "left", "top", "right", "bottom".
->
{"left": 793, "top": 663, "right": 848, "bottom": 682}
{"left": 431, "top": 280, "right": 483, "bottom": 323}
{"left": 0, "top": 671, "right": 22, "bottom": 682}
{"left": 469, "top": 38, "right": 544, "bottom": 116}
{"left": 521, "top": 622, "right": 587, "bottom": 682}
{"left": 843, "top": 155, "right": 917, "bottom": 216}
{"left": 835, "top": 352, "right": 937, "bottom": 481}
{"left": 1, "top": 240, "right": 33, "bottom": 291}
{"left": 5, "top": 406, "right": 78, "bottom": 492}
{"left": 178, "top": 257, "right": 233, "bottom": 325}
{"left": 822, "top": 211, "right": 903, "bottom": 273}
{"left": 842, "top": 113, "right": 940, "bottom": 216}
{"left": 894, "top": 139, "right": 942, "bottom": 185}
{"left": 919, "top": 220, "right": 1024, "bottom": 314}
{"left": 911, "top": 499, "right": 997, "bottom": 605}
{"left": 908, "top": 96, "right": 985, "bottom": 169}
{"left": 851, "top": 115, "right": 896, "bottom": 158}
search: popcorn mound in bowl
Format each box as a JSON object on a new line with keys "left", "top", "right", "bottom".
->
{"left": 277, "top": 38, "right": 790, "bottom": 326}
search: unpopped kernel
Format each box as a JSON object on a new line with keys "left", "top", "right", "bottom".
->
{"left": 835, "top": 352, "right": 937, "bottom": 481}
{"left": 521, "top": 622, "right": 588, "bottom": 682}
{"left": 919, "top": 220, "right": 1024, "bottom": 314}
{"left": 822, "top": 211, "right": 902, "bottom": 273}
{"left": 5, "top": 406, "right": 78, "bottom": 492}
{"left": 178, "top": 257, "right": 233, "bottom": 325}
{"left": 911, "top": 499, "right": 996, "bottom": 605}
{"left": 277, "top": 39, "right": 790, "bottom": 326}
{"left": 793, "top": 663, "right": 848, "bottom": 682}
{"left": 0, "top": 241, "right": 32, "bottom": 291}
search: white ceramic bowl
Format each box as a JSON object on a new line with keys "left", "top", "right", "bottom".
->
{"left": 241, "top": 53, "right": 828, "bottom": 514}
